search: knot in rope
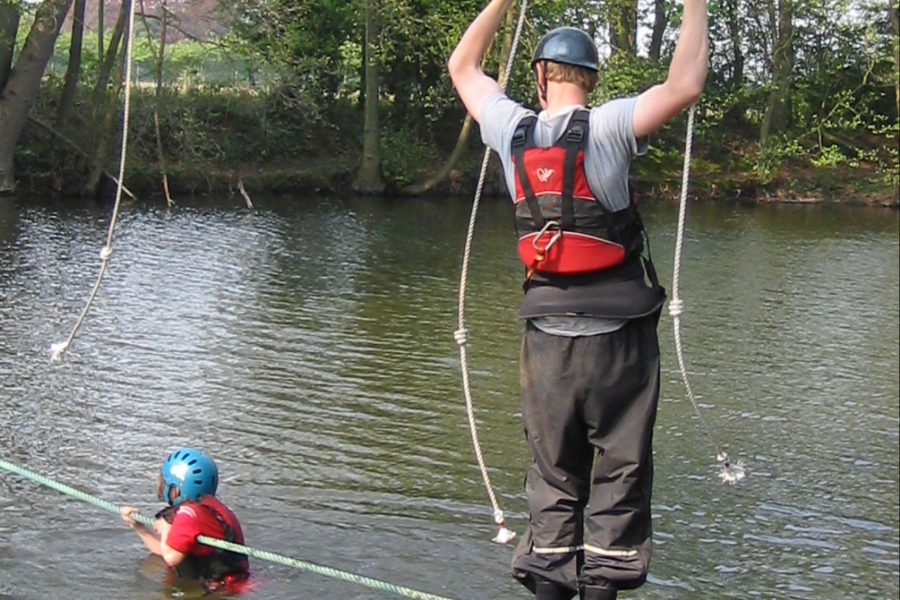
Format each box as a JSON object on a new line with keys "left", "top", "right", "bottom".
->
{"left": 100, "top": 246, "right": 112, "bottom": 261}
{"left": 453, "top": 328, "right": 468, "bottom": 346}
{"left": 668, "top": 298, "right": 684, "bottom": 318}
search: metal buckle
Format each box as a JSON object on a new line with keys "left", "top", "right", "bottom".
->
{"left": 533, "top": 219, "right": 562, "bottom": 253}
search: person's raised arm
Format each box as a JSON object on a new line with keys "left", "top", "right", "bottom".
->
{"left": 448, "top": 0, "right": 516, "bottom": 122}
{"left": 633, "top": 0, "right": 709, "bottom": 138}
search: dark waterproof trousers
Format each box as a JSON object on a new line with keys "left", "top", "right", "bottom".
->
{"left": 511, "top": 313, "right": 661, "bottom": 596}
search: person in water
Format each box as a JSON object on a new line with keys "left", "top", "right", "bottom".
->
{"left": 448, "top": 1, "right": 708, "bottom": 599}
{"left": 121, "top": 447, "right": 250, "bottom": 592}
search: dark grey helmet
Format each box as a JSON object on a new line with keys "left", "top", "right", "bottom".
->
{"left": 532, "top": 27, "right": 600, "bottom": 72}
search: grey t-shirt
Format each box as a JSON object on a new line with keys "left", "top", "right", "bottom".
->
{"left": 479, "top": 93, "right": 648, "bottom": 336}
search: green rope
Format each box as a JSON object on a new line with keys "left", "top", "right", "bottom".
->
{"left": 0, "top": 458, "right": 458, "bottom": 600}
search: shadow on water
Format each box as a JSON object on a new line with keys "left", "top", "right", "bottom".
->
{"left": 0, "top": 194, "right": 897, "bottom": 600}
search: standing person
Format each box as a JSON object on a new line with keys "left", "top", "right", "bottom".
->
{"left": 448, "top": 1, "right": 707, "bottom": 599}
{"left": 120, "top": 447, "right": 250, "bottom": 593}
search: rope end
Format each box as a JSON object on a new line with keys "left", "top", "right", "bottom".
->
{"left": 716, "top": 453, "right": 747, "bottom": 485}
{"left": 50, "top": 341, "right": 68, "bottom": 362}
{"left": 492, "top": 525, "right": 517, "bottom": 545}
{"left": 491, "top": 510, "right": 516, "bottom": 544}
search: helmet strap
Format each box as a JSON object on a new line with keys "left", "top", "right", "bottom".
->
{"left": 536, "top": 60, "right": 549, "bottom": 103}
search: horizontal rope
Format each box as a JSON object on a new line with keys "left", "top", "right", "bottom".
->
{"left": 0, "top": 458, "right": 458, "bottom": 600}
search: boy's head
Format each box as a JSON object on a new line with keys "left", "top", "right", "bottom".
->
{"left": 158, "top": 447, "right": 219, "bottom": 507}
{"left": 531, "top": 27, "right": 600, "bottom": 100}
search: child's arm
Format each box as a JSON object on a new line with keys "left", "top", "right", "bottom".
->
{"left": 120, "top": 506, "right": 163, "bottom": 556}
{"left": 153, "top": 518, "right": 187, "bottom": 567}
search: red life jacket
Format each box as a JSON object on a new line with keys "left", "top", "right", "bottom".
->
{"left": 510, "top": 108, "right": 666, "bottom": 320}
{"left": 511, "top": 108, "right": 646, "bottom": 279}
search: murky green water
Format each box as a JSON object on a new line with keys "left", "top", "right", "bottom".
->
{"left": 0, "top": 195, "right": 897, "bottom": 600}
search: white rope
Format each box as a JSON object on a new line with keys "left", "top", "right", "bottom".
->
{"left": 669, "top": 104, "right": 746, "bottom": 484}
{"left": 455, "top": 0, "right": 529, "bottom": 545}
{"left": 52, "top": 0, "right": 137, "bottom": 362}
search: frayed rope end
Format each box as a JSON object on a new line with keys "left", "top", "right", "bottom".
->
{"left": 716, "top": 452, "right": 747, "bottom": 485}
{"left": 492, "top": 525, "right": 516, "bottom": 545}
{"left": 50, "top": 341, "right": 68, "bottom": 362}
{"left": 491, "top": 510, "right": 516, "bottom": 544}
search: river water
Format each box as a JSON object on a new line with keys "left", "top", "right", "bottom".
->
{"left": 0, "top": 194, "right": 897, "bottom": 600}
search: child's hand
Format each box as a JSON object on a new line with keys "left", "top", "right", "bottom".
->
{"left": 120, "top": 506, "right": 141, "bottom": 529}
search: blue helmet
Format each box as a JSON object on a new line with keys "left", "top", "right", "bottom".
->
{"left": 159, "top": 447, "right": 218, "bottom": 507}
{"left": 532, "top": 27, "right": 600, "bottom": 72}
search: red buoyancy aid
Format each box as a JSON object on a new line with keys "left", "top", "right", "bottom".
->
{"left": 511, "top": 108, "right": 646, "bottom": 278}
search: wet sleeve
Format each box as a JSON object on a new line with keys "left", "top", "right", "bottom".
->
{"left": 478, "top": 93, "right": 531, "bottom": 155}
{"left": 166, "top": 509, "right": 200, "bottom": 555}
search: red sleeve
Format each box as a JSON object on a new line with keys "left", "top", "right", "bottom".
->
{"left": 165, "top": 504, "right": 202, "bottom": 555}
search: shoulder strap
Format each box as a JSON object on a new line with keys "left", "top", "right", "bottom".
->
{"left": 511, "top": 115, "right": 545, "bottom": 229}
{"left": 560, "top": 108, "right": 591, "bottom": 230}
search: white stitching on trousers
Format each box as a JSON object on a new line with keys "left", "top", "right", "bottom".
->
{"left": 532, "top": 544, "right": 583, "bottom": 555}
{"left": 582, "top": 543, "right": 638, "bottom": 558}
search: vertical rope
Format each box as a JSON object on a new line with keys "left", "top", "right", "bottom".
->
{"left": 453, "top": 0, "right": 529, "bottom": 544}
{"left": 52, "top": 0, "right": 137, "bottom": 362}
{"left": 668, "top": 104, "right": 746, "bottom": 484}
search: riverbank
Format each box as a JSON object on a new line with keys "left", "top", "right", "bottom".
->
{"left": 118, "top": 156, "right": 899, "bottom": 208}
{"left": 8, "top": 127, "right": 899, "bottom": 207}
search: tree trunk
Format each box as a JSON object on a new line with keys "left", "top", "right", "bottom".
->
{"left": 0, "top": 1, "right": 19, "bottom": 92}
{"left": 97, "top": 0, "right": 103, "bottom": 58}
{"left": 760, "top": 0, "right": 793, "bottom": 144}
{"left": 55, "top": 0, "right": 85, "bottom": 130}
{"left": 609, "top": 0, "right": 638, "bottom": 55}
{"left": 892, "top": 0, "right": 899, "bottom": 119}
{"left": 85, "top": 32, "right": 126, "bottom": 195}
{"left": 145, "top": 0, "right": 172, "bottom": 205}
{"left": 648, "top": 0, "right": 668, "bottom": 63}
{"left": 352, "top": 0, "right": 384, "bottom": 194}
{"left": 399, "top": 113, "right": 475, "bottom": 195}
{"left": 398, "top": 5, "right": 515, "bottom": 196}
{"left": 723, "top": 0, "right": 744, "bottom": 88}
{"left": 91, "top": 0, "right": 128, "bottom": 111}
{"left": 0, "top": 0, "right": 74, "bottom": 193}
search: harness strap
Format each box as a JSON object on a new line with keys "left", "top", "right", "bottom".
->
{"left": 560, "top": 109, "right": 590, "bottom": 230}
{"left": 512, "top": 115, "right": 544, "bottom": 230}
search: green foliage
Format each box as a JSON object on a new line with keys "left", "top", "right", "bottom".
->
{"left": 379, "top": 125, "right": 443, "bottom": 187}
{"left": 5, "top": 0, "right": 895, "bottom": 201}
{"left": 592, "top": 52, "right": 666, "bottom": 103}
{"left": 754, "top": 136, "right": 804, "bottom": 184}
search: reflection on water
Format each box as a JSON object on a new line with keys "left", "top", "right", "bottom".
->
{"left": 0, "top": 195, "right": 897, "bottom": 600}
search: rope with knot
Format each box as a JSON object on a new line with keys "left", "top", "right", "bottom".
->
{"left": 669, "top": 104, "right": 746, "bottom": 485}
{"left": 51, "top": 0, "right": 138, "bottom": 362}
{"left": 454, "top": 0, "right": 529, "bottom": 545}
